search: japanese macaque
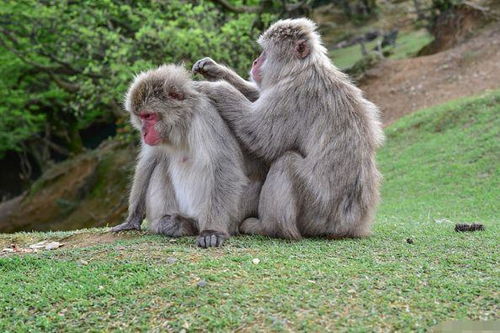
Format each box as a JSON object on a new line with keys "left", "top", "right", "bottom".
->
{"left": 111, "top": 64, "right": 263, "bottom": 247}
{"left": 193, "top": 18, "right": 384, "bottom": 239}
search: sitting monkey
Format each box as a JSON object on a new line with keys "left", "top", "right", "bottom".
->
{"left": 111, "top": 64, "right": 263, "bottom": 247}
{"left": 193, "top": 18, "right": 384, "bottom": 239}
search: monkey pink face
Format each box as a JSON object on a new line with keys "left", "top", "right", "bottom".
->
{"left": 251, "top": 52, "right": 266, "bottom": 85}
{"left": 140, "top": 112, "right": 162, "bottom": 146}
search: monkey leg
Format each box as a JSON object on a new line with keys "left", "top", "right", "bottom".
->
{"left": 153, "top": 214, "right": 198, "bottom": 237}
{"left": 241, "top": 152, "right": 303, "bottom": 240}
{"left": 239, "top": 179, "right": 263, "bottom": 221}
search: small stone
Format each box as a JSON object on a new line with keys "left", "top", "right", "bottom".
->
{"left": 166, "top": 257, "right": 177, "bottom": 264}
{"left": 197, "top": 280, "right": 207, "bottom": 287}
{"left": 78, "top": 259, "right": 89, "bottom": 266}
{"left": 406, "top": 238, "right": 414, "bottom": 244}
{"left": 252, "top": 258, "right": 260, "bottom": 265}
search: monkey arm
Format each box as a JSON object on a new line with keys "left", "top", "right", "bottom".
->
{"left": 111, "top": 147, "right": 158, "bottom": 232}
{"left": 192, "top": 57, "right": 260, "bottom": 102}
{"left": 199, "top": 81, "right": 288, "bottom": 162}
{"left": 192, "top": 114, "right": 249, "bottom": 246}
{"left": 218, "top": 66, "right": 260, "bottom": 102}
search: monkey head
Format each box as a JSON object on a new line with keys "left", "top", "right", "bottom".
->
{"left": 251, "top": 18, "right": 325, "bottom": 87}
{"left": 124, "top": 65, "right": 198, "bottom": 147}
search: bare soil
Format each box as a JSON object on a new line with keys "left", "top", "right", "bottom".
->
{"left": 360, "top": 23, "right": 500, "bottom": 125}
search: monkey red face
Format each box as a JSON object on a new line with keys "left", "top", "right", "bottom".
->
{"left": 140, "top": 112, "right": 161, "bottom": 146}
{"left": 251, "top": 52, "right": 266, "bottom": 84}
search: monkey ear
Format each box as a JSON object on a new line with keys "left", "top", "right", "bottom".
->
{"left": 294, "top": 39, "right": 310, "bottom": 59}
{"left": 166, "top": 86, "right": 185, "bottom": 101}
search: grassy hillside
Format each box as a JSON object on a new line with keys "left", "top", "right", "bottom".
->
{"left": 330, "top": 29, "right": 433, "bottom": 70}
{"left": 0, "top": 92, "right": 498, "bottom": 331}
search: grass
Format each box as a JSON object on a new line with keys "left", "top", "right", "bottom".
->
{"left": 330, "top": 29, "right": 433, "bottom": 70}
{"left": 0, "top": 91, "right": 499, "bottom": 331}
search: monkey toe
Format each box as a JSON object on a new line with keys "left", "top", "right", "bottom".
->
{"left": 110, "top": 221, "right": 141, "bottom": 232}
{"left": 196, "top": 230, "right": 227, "bottom": 248}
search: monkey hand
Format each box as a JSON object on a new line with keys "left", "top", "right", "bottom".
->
{"left": 197, "top": 230, "right": 228, "bottom": 248}
{"left": 110, "top": 218, "right": 142, "bottom": 232}
{"left": 192, "top": 57, "right": 224, "bottom": 81}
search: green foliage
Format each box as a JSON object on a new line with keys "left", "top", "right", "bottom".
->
{"left": 0, "top": 0, "right": 270, "bottom": 157}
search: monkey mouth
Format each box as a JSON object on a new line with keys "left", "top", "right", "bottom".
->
{"left": 143, "top": 129, "right": 162, "bottom": 146}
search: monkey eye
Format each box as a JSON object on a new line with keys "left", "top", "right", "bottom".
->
{"left": 168, "top": 91, "right": 184, "bottom": 100}
{"left": 139, "top": 113, "right": 157, "bottom": 121}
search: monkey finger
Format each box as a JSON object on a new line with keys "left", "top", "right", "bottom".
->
{"left": 192, "top": 57, "right": 216, "bottom": 74}
{"left": 197, "top": 236, "right": 207, "bottom": 248}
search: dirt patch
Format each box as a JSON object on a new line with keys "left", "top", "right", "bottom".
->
{"left": 360, "top": 23, "right": 500, "bottom": 125}
{"left": 0, "top": 229, "right": 143, "bottom": 255}
{"left": 59, "top": 230, "right": 141, "bottom": 248}
{"left": 418, "top": 3, "right": 490, "bottom": 56}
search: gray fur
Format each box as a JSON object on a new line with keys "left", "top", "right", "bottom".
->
{"left": 194, "top": 18, "right": 384, "bottom": 239}
{"left": 111, "top": 64, "right": 262, "bottom": 247}
{"left": 193, "top": 57, "right": 260, "bottom": 102}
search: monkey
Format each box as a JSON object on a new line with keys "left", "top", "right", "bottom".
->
{"left": 192, "top": 18, "right": 384, "bottom": 240}
{"left": 111, "top": 64, "right": 263, "bottom": 247}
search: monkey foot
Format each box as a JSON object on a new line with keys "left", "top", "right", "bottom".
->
{"left": 196, "top": 230, "right": 228, "bottom": 248}
{"left": 110, "top": 221, "right": 141, "bottom": 232}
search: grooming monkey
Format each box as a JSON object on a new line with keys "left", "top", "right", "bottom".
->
{"left": 111, "top": 65, "right": 263, "bottom": 247}
{"left": 193, "top": 18, "right": 384, "bottom": 239}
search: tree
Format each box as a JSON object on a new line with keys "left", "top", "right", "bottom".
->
{"left": 0, "top": 0, "right": 274, "bottom": 178}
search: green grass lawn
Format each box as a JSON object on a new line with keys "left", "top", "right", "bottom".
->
{"left": 330, "top": 29, "right": 433, "bottom": 70}
{"left": 1, "top": 91, "right": 499, "bottom": 331}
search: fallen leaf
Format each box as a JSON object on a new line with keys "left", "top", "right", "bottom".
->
{"left": 45, "top": 242, "right": 63, "bottom": 250}
{"left": 29, "top": 241, "right": 48, "bottom": 249}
